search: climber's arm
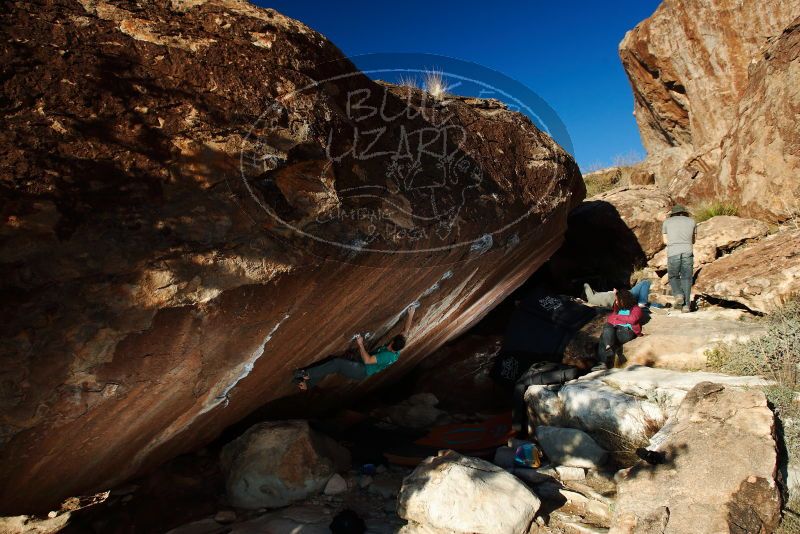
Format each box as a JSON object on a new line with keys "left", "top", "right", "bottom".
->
{"left": 355, "top": 335, "right": 376, "bottom": 364}
{"left": 403, "top": 305, "right": 416, "bottom": 339}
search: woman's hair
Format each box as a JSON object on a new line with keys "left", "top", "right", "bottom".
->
{"left": 562, "top": 353, "right": 597, "bottom": 371}
{"left": 616, "top": 288, "right": 638, "bottom": 310}
{"left": 390, "top": 334, "right": 406, "bottom": 351}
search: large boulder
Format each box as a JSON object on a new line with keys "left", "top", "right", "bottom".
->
{"left": 524, "top": 366, "right": 770, "bottom": 451}
{"left": 0, "top": 0, "right": 583, "bottom": 512}
{"left": 611, "top": 382, "right": 780, "bottom": 533}
{"left": 219, "top": 420, "right": 350, "bottom": 509}
{"left": 397, "top": 450, "right": 540, "bottom": 534}
{"left": 648, "top": 215, "right": 770, "bottom": 272}
{"left": 715, "top": 17, "right": 800, "bottom": 222}
{"left": 695, "top": 228, "right": 800, "bottom": 313}
{"left": 620, "top": 0, "right": 800, "bottom": 157}
{"left": 525, "top": 379, "right": 666, "bottom": 452}
{"left": 619, "top": 0, "right": 800, "bottom": 221}
{"left": 550, "top": 186, "right": 672, "bottom": 289}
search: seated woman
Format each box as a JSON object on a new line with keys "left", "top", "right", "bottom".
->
{"left": 598, "top": 288, "right": 643, "bottom": 366}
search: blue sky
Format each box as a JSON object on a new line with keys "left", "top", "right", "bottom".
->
{"left": 257, "top": 1, "right": 662, "bottom": 171}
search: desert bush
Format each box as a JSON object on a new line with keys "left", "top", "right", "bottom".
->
{"left": 691, "top": 201, "right": 739, "bottom": 222}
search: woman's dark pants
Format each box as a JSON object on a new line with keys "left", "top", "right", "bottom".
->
{"left": 306, "top": 358, "right": 367, "bottom": 388}
{"left": 597, "top": 324, "right": 636, "bottom": 365}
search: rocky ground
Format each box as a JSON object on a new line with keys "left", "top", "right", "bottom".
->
{"left": 3, "top": 0, "right": 799, "bottom": 532}
{"left": 2, "top": 296, "right": 786, "bottom": 534}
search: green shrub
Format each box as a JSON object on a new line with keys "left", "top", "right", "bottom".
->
{"left": 692, "top": 201, "right": 739, "bottom": 222}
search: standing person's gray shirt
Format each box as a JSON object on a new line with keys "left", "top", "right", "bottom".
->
{"left": 662, "top": 215, "right": 696, "bottom": 256}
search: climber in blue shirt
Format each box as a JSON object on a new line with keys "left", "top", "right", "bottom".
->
{"left": 294, "top": 304, "right": 417, "bottom": 390}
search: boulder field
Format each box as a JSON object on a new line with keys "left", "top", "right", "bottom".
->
{"left": 0, "top": 0, "right": 583, "bottom": 513}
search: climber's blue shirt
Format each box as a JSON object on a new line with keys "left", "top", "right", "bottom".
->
{"left": 364, "top": 346, "right": 400, "bottom": 376}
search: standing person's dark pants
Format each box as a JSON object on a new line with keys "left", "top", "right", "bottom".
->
{"left": 597, "top": 324, "right": 637, "bottom": 364}
{"left": 305, "top": 358, "right": 367, "bottom": 388}
{"left": 667, "top": 252, "right": 694, "bottom": 307}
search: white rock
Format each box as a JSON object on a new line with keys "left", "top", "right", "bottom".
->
{"left": 556, "top": 466, "right": 586, "bottom": 481}
{"left": 599, "top": 365, "right": 771, "bottom": 408}
{"left": 323, "top": 473, "right": 347, "bottom": 496}
{"left": 219, "top": 420, "right": 350, "bottom": 509}
{"left": 535, "top": 426, "right": 608, "bottom": 469}
{"left": 213, "top": 510, "right": 236, "bottom": 524}
{"left": 398, "top": 451, "right": 540, "bottom": 534}
{"left": 526, "top": 380, "right": 666, "bottom": 450}
{"left": 525, "top": 366, "right": 771, "bottom": 451}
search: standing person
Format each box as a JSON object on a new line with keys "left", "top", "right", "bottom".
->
{"left": 662, "top": 205, "right": 696, "bottom": 313}
{"left": 597, "top": 289, "right": 643, "bottom": 366}
{"left": 294, "top": 304, "right": 417, "bottom": 390}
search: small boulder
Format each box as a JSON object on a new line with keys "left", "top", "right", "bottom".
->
{"left": 398, "top": 450, "right": 540, "bottom": 534}
{"left": 555, "top": 465, "right": 586, "bottom": 481}
{"left": 535, "top": 426, "right": 608, "bottom": 469}
{"left": 220, "top": 420, "right": 350, "bottom": 509}
{"left": 323, "top": 474, "right": 347, "bottom": 496}
{"left": 383, "top": 394, "right": 448, "bottom": 429}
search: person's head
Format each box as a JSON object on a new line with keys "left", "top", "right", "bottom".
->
{"left": 388, "top": 334, "right": 406, "bottom": 352}
{"left": 669, "top": 204, "right": 689, "bottom": 217}
{"left": 615, "top": 288, "right": 637, "bottom": 310}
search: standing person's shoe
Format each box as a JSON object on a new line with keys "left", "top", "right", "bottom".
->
{"left": 681, "top": 305, "right": 691, "bottom": 313}
{"left": 673, "top": 295, "right": 684, "bottom": 309}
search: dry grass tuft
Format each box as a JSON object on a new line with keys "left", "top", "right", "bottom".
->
{"left": 691, "top": 201, "right": 738, "bottom": 222}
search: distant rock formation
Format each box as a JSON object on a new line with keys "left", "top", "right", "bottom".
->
{"left": 0, "top": 0, "right": 582, "bottom": 513}
{"left": 620, "top": 0, "right": 800, "bottom": 222}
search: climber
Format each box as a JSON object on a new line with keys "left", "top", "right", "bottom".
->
{"left": 662, "top": 204, "right": 696, "bottom": 312}
{"left": 597, "top": 288, "right": 643, "bottom": 367}
{"left": 583, "top": 278, "right": 652, "bottom": 308}
{"left": 294, "top": 304, "right": 417, "bottom": 390}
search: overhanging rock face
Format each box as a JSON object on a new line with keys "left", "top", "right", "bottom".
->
{"left": 0, "top": 0, "right": 583, "bottom": 512}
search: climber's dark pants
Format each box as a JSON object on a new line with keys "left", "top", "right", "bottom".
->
{"left": 306, "top": 358, "right": 367, "bottom": 389}
{"left": 597, "top": 324, "right": 636, "bottom": 365}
